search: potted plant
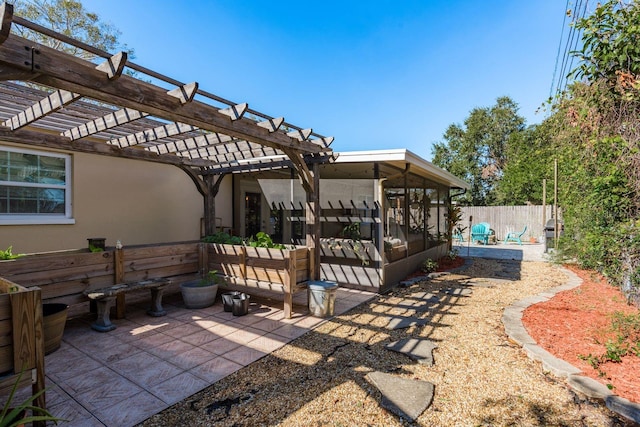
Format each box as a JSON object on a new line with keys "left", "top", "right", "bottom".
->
{"left": 180, "top": 270, "right": 222, "bottom": 309}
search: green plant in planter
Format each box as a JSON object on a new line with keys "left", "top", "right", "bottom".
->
{"left": 199, "top": 270, "right": 223, "bottom": 286}
{"left": 248, "top": 231, "right": 287, "bottom": 249}
{"left": 0, "top": 369, "right": 63, "bottom": 427}
{"left": 0, "top": 246, "right": 23, "bottom": 260}
{"left": 202, "top": 232, "right": 244, "bottom": 245}
{"left": 88, "top": 244, "right": 104, "bottom": 253}
{"left": 338, "top": 223, "right": 370, "bottom": 266}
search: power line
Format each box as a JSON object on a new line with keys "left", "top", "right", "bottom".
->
{"left": 550, "top": 0, "right": 571, "bottom": 99}
{"left": 550, "top": 0, "right": 590, "bottom": 100}
{"left": 558, "top": 0, "right": 589, "bottom": 96}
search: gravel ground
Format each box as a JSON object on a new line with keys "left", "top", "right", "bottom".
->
{"left": 139, "top": 258, "right": 634, "bottom": 427}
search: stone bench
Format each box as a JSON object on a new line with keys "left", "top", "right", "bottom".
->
{"left": 83, "top": 278, "right": 171, "bottom": 332}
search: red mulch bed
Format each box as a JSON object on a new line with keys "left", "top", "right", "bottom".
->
{"left": 522, "top": 265, "right": 640, "bottom": 403}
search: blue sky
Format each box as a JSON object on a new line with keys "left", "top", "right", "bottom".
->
{"left": 81, "top": 0, "right": 568, "bottom": 161}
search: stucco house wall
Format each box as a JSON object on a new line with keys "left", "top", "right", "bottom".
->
{"left": 1, "top": 143, "right": 233, "bottom": 254}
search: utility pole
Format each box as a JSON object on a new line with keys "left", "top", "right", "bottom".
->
{"left": 542, "top": 178, "right": 547, "bottom": 240}
{"left": 554, "top": 159, "right": 558, "bottom": 249}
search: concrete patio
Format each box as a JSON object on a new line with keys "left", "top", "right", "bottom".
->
{"left": 3, "top": 288, "right": 375, "bottom": 427}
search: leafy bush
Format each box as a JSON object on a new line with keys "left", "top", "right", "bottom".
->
{"left": 202, "top": 232, "right": 244, "bottom": 245}
{"left": 202, "top": 231, "right": 288, "bottom": 249}
{"left": 421, "top": 258, "right": 438, "bottom": 274}
{"left": 248, "top": 232, "right": 286, "bottom": 249}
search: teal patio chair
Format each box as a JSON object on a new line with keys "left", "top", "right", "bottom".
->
{"left": 470, "top": 222, "right": 491, "bottom": 245}
{"left": 504, "top": 226, "right": 527, "bottom": 245}
{"left": 452, "top": 228, "right": 465, "bottom": 243}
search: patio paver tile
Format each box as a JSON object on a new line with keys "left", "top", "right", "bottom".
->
{"left": 109, "top": 352, "right": 183, "bottom": 389}
{"left": 250, "top": 317, "right": 286, "bottom": 333}
{"left": 179, "top": 328, "right": 224, "bottom": 346}
{"left": 48, "top": 398, "right": 105, "bottom": 427}
{"left": 271, "top": 323, "right": 309, "bottom": 340}
{"left": 223, "top": 325, "right": 267, "bottom": 345}
{"left": 199, "top": 336, "right": 242, "bottom": 355}
{"left": 188, "top": 356, "right": 243, "bottom": 383}
{"left": 222, "top": 346, "right": 267, "bottom": 366}
{"left": 148, "top": 371, "right": 210, "bottom": 405}
{"left": 246, "top": 333, "right": 288, "bottom": 353}
{"left": 163, "top": 321, "right": 211, "bottom": 338}
{"left": 61, "top": 367, "right": 144, "bottom": 411}
{"left": 146, "top": 337, "right": 198, "bottom": 359}
{"left": 165, "top": 346, "right": 217, "bottom": 370}
{"left": 46, "top": 347, "right": 105, "bottom": 383}
{"left": 94, "top": 390, "right": 166, "bottom": 427}
{"left": 86, "top": 340, "right": 143, "bottom": 363}
{"left": 132, "top": 331, "right": 176, "bottom": 350}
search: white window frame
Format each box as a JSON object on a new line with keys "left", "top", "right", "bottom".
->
{"left": 0, "top": 146, "right": 74, "bottom": 225}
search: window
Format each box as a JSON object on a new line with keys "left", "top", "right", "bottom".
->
{"left": 0, "top": 146, "right": 73, "bottom": 224}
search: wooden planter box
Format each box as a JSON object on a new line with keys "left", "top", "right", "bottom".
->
{"left": 0, "top": 278, "right": 46, "bottom": 425}
{"left": 205, "top": 243, "right": 311, "bottom": 318}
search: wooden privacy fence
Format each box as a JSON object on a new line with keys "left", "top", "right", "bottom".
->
{"left": 0, "top": 241, "right": 312, "bottom": 319}
{"left": 457, "top": 205, "right": 560, "bottom": 241}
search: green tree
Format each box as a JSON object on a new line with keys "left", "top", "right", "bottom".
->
{"left": 548, "top": 0, "right": 640, "bottom": 305}
{"left": 572, "top": 0, "right": 640, "bottom": 86}
{"left": 12, "top": 0, "right": 133, "bottom": 61}
{"left": 496, "top": 123, "right": 555, "bottom": 205}
{"left": 432, "top": 96, "right": 525, "bottom": 205}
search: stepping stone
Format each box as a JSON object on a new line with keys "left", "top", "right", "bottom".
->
{"left": 385, "top": 316, "right": 429, "bottom": 330}
{"left": 395, "top": 302, "right": 432, "bottom": 313}
{"left": 427, "top": 272, "right": 450, "bottom": 279}
{"left": 386, "top": 338, "right": 438, "bottom": 366}
{"left": 408, "top": 291, "right": 436, "bottom": 300}
{"left": 366, "top": 371, "right": 434, "bottom": 421}
{"left": 398, "top": 276, "right": 429, "bottom": 287}
{"left": 441, "top": 287, "right": 472, "bottom": 296}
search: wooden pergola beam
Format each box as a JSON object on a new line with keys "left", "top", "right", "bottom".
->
{"left": 151, "top": 131, "right": 235, "bottom": 154}
{"left": 0, "top": 126, "right": 211, "bottom": 167}
{"left": 110, "top": 121, "right": 197, "bottom": 148}
{"left": 3, "top": 52, "right": 127, "bottom": 130}
{"left": 0, "top": 34, "right": 326, "bottom": 156}
{"left": 63, "top": 108, "right": 149, "bottom": 140}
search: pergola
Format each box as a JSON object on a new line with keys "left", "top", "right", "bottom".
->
{"left": 0, "top": 3, "right": 334, "bottom": 278}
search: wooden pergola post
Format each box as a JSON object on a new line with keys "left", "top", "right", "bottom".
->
{"left": 202, "top": 174, "right": 225, "bottom": 237}
{"left": 305, "top": 163, "right": 321, "bottom": 280}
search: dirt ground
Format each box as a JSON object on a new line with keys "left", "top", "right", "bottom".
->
{"left": 139, "top": 258, "right": 636, "bottom": 427}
